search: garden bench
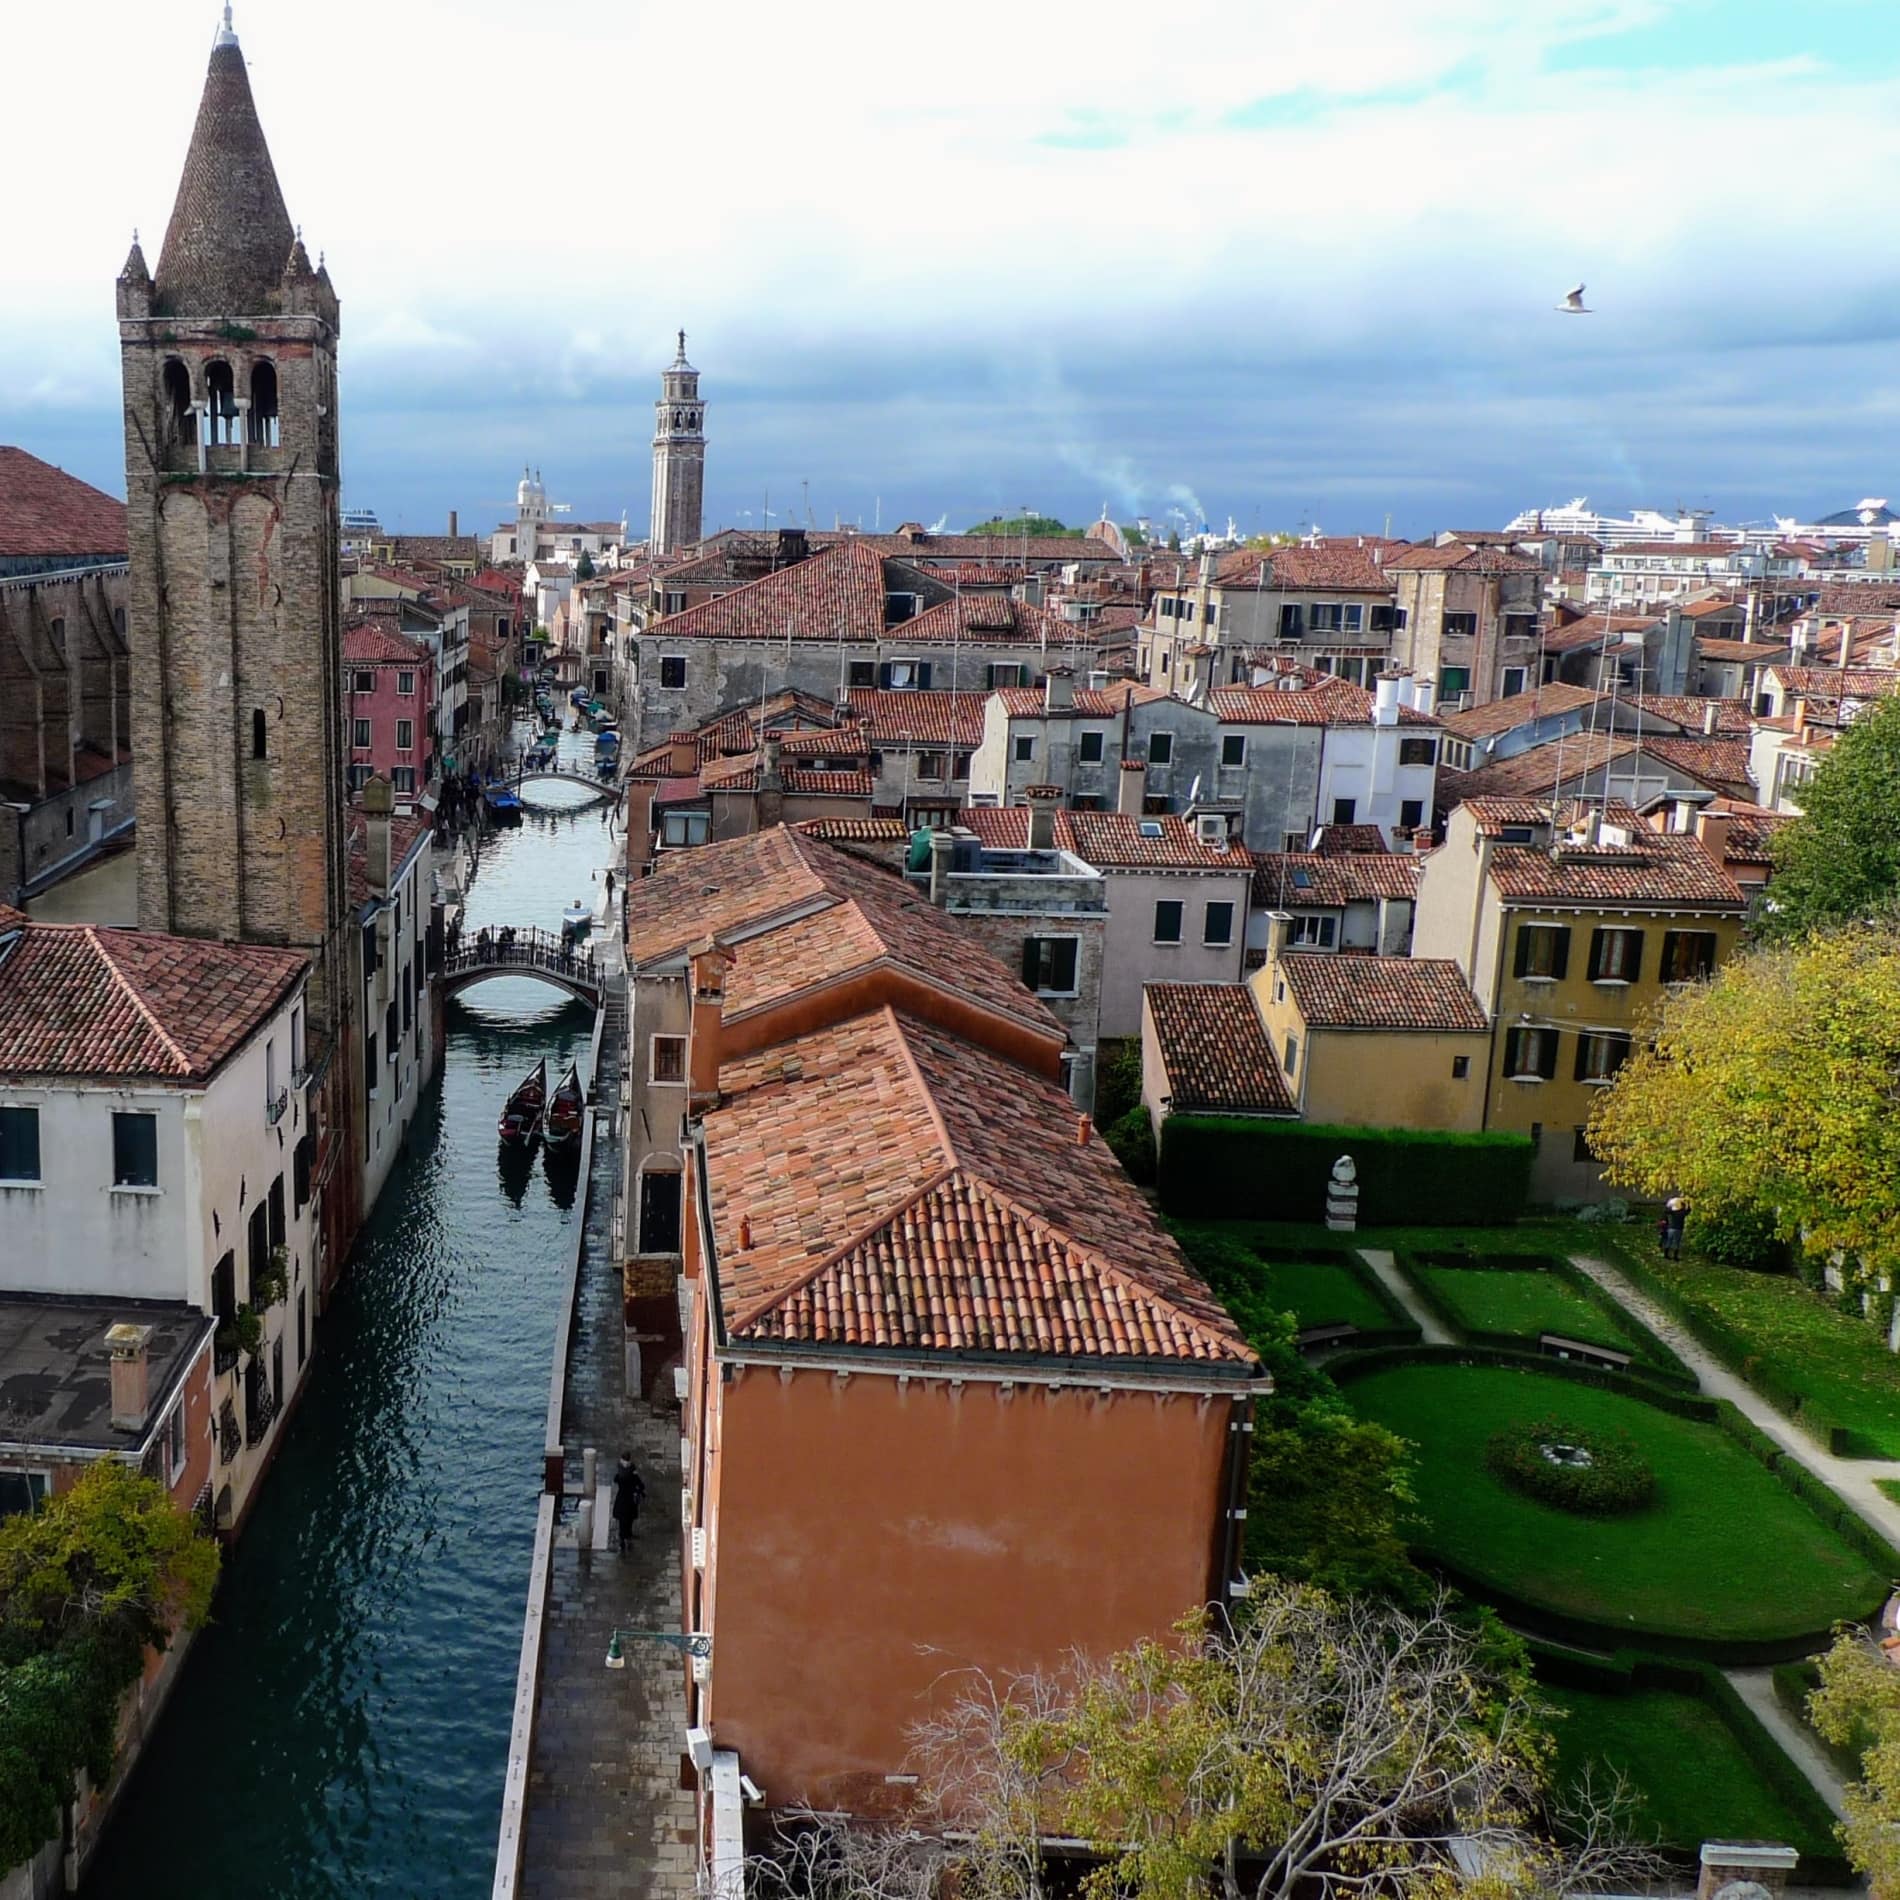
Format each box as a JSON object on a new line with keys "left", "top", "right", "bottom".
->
{"left": 1539, "top": 1332, "right": 1631, "bottom": 1370}
{"left": 1298, "top": 1322, "right": 1359, "bottom": 1349}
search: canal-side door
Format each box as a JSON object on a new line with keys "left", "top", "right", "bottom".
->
{"left": 638, "top": 1170, "right": 681, "bottom": 1255}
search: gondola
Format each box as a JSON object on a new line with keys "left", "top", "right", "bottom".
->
{"left": 498, "top": 1058, "right": 547, "bottom": 1145}
{"left": 542, "top": 1061, "right": 584, "bottom": 1152}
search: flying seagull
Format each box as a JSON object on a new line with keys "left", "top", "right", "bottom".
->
{"left": 1557, "top": 284, "right": 1591, "bottom": 314}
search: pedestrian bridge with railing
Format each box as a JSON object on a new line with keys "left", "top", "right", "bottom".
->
{"left": 442, "top": 927, "right": 603, "bottom": 1005}
{"left": 513, "top": 770, "right": 619, "bottom": 807}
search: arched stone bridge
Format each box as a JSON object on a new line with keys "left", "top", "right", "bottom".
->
{"left": 441, "top": 927, "right": 601, "bottom": 1005}
{"left": 513, "top": 770, "right": 619, "bottom": 807}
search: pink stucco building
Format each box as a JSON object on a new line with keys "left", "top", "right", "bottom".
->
{"left": 344, "top": 619, "right": 435, "bottom": 799}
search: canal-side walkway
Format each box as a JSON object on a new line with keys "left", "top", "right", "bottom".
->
{"left": 515, "top": 918, "right": 697, "bottom": 1900}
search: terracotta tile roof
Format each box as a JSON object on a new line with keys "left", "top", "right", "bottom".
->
{"left": 1438, "top": 728, "right": 1638, "bottom": 801}
{"left": 1628, "top": 695, "right": 1753, "bottom": 734}
{"left": 793, "top": 817, "right": 912, "bottom": 844}
{"left": 1309, "top": 823, "right": 1391, "bottom": 856}
{"left": 876, "top": 529, "right": 1122, "bottom": 562}
{"left": 0, "top": 925, "right": 304, "bottom": 1082}
{"left": 900, "top": 589, "right": 1084, "bottom": 649}
{"left": 1541, "top": 612, "right": 1656, "bottom": 654}
{"left": 1277, "top": 952, "right": 1488, "bottom": 1032}
{"left": 1251, "top": 853, "right": 1419, "bottom": 907}
{"left": 1438, "top": 682, "right": 1603, "bottom": 737}
{"left": 1143, "top": 983, "right": 1292, "bottom": 1116}
{"left": 1485, "top": 825, "right": 1744, "bottom": 909}
{"left": 0, "top": 904, "right": 26, "bottom": 934}
{"left": 1385, "top": 542, "right": 1541, "bottom": 575}
{"left": 1817, "top": 583, "right": 1900, "bottom": 612}
{"left": 1719, "top": 807, "right": 1794, "bottom": 863}
{"left": 1678, "top": 596, "right": 1748, "bottom": 619}
{"left": 1610, "top": 541, "right": 1749, "bottom": 558}
{"left": 843, "top": 689, "right": 989, "bottom": 747}
{"left": 0, "top": 449, "right": 128, "bottom": 560}
{"left": 705, "top": 1006, "right": 1254, "bottom": 1364}
{"left": 992, "top": 682, "right": 1166, "bottom": 719}
{"left": 1463, "top": 795, "right": 1566, "bottom": 834}
{"left": 1769, "top": 666, "right": 1900, "bottom": 699}
{"left": 1213, "top": 545, "right": 1396, "bottom": 594}
{"left": 960, "top": 806, "right": 1253, "bottom": 871}
{"left": 647, "top": 541, "right": 926, "bottom": 643}
{"left": 1695, "top": 636, "right": 1790, "bottom": 663}
{"left": 343, "top": 622, "right": 430, "bottom": 664}
{"left": 625, "top": 826, "right": 1062, "bottom": 1038}
{"left": 1638, "top": 735, "right": 1755, "bottom": 792}
{"left": 344, "top": 810, "right": 432, "bottom": 909}
{"left": 1210, "top": 680, "right": 1436, "bottom": 727}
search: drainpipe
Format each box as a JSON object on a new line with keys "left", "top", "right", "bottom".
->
{"left": 1214, "top": 1390, "right": 1255, "bottom": 1601}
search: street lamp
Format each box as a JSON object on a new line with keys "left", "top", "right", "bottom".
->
{"left": 604, "top": 1627, "right": 712, "bottom": 1671}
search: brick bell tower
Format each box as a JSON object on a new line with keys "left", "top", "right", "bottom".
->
{"left": 649, "top": 330, "right": 706, "bottom": 556}
{"left": 116, "top": 6, "right": 348, "bottom": 994}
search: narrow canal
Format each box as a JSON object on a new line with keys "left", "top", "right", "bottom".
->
{"left": 83, "top": 740, "right": 617, "bottom": 1900}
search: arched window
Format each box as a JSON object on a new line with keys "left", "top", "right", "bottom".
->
{"left": 249, "top": 360, "right": 280, "bottom": 447}
{"left": 252, "top": 708, "right": 268, "bottom": 760}
{"left": 162, "top": 359, "right": 194, "bottom": 446}
{"left": 113, "top": 607, "right": 127, "bottom": 639}
{"left": 206, "top": 361, "right": 238, "bottom": 446}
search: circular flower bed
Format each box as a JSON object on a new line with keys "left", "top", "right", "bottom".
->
{"left": 1484, "top": 1416, "right": 1656, "bottom": 1515}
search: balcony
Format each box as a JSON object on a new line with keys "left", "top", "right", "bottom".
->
{"left": 265, "top": 1086, "right": 290, "bottom": 1128}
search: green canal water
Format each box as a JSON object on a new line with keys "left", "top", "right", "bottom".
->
{"left": 82, "top": 760, "right": 616, "bottom": 1899}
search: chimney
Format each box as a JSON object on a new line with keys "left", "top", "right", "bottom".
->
{"left": 1696, "top": 807, "right": 1732, "bottom": 866}
{"left": 1373, "top": 673, "right": 1401, "bottom": 726}
{"left": 448, "top": 509, "right": 459, "bottom": 539}
{"left": 1412, "top": 676, "right": 1437, "bottom": 717}
{"left": 1696, "top": 1843, "right": 1798, "bottom": 1900}
{"left": 1025, "top": 784, "right": 1060, "bottom": 851}
{"left": 687, "top": 939, "right": 734, "bottom": 1113}
{"left": 1044, "top": 667, "right": 1075, "bottom": 712}
{"left": 1702, "top": 701, "right": 1720, "bottom": 736}
{"left": 1117, "top": 757, "right": 1147, "bottom": 817}
{"left": 758, "top": 730, "right": 784, "bottom": 828}
{"left": 1792, "top": 697, "right": 1808, "bottom": 744}
{"left": 363, "top": 774, "right": 394, "bottom": 900}
{"left": 1265, "top": 909, "right": 1294, "bottom": 965}
{"left": 668, "top": 730, "right": 699, "bottom": 776}
{"left": 1075, "top": 1112, "right": 1092, "bottom": 1146}
{"left": 928, "top": 829, "right": 955, "bottom": 907}
{"left": 107, "top": 1323, "right": 153, "bottom": 1434}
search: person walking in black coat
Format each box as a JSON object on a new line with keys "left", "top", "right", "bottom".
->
{"left": 611, "top": 1454, "right": 645, "bottom": 1552}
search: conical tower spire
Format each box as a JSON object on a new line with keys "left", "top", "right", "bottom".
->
{"left": 151, "top": 8, "right": 297, "bottom": 318}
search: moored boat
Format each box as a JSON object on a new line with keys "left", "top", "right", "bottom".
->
{"left": 498, "top": 1058, "right": 547, "bottom": 1145}
{"left": 542, "top": 1062, "right": 584, "bottom": 1151}
{"left": 561, "top": 900, "right": 592, "bottom": 936}
{"left": 483, "top": 784, "right": 523, "bottom": 824}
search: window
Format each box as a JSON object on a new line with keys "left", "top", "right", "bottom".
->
{"left": 352, "top": 670, "right": 374, "bottom": 694}
{"left": 1370, "top": 604, "right": 1402, "bottom": 633}
{"left": 1203, "top": 901, "right": 1235, "bottom": 947}
{"left": 249, "top": 359, "right": 279, "bottom": 446}
{"left": 294, "top": 1133, "right": 313, "bottom": 1213}
{"left": 1588, "top": 927, "right": 1643, "bottom": 983}
{"left": 1575, "top": 1032, "right": 1632, "bottom": 1083}
{"left": 1278, "top": 604, "right": 1304, "bottom": 637}
{"left": 986, "top": 663, "right": 1024, "bottom": 688}
{"left": 1153, "top": 900, "right": 1184, "bottom": 944}
{"left": 1504, "top": 613, "right": 1538, "bottom": 643}
{"left": 1078, "top": 730, "right": 1105, "bottom": 764}
{"left": 914, "top": 751, "right": 946, "bottom": 781}
{"left": 1309, "top": 603, "right": 1343, "bottom": 632}
{"left": 1220, "top": 734, "right": 1246, "bottom": 768}
{"left": 248, "top": 1201, "right": 268, "bottom": 1292}
{"left": 879, "top": 659, "right": 932, "bottom": 690}
{"left": 163, "top": 358, "right": 194, "bottom": 446}
{"left": 1021, "top": 936, "right": 1079, "bottom": 995}
{"left": 658, "top": 655, "right": 687, "bottom": 689}
{"left": 1573, "top": 1126, "right": 1596, "bottom": 1165}
{"left": 1398, "top": 737, "right": 1436, "bottom": 767}
{"left": 1452, "top": 1055, "right": 1470, "bottom": 1079}
{"left": 395, "top": 720, "right": 414, "bottom": 753}
{"left": 1013, "top": 736, "right": 1035, "bottom": 763}
{"left": 393, "top": 767, "right": 416, "bottom": 794}
{"left": 1513, "top": 923, "right": 1570, "bottom": 981}
{"left": 251, "top": 707, "right": 268, "bottom": 760}
{"left": 352, "top": 719, "right": 371, "bottom": 749}
{"left": 269, "top": 1173, "right": 286, "bottom": 1253}
{"left": 1288, "top": 914, "right": 1337, "bottom": 948}
{"left": 1442, "top": 612, "right": 1477, "bottom": 639}
{"left": 1500, "top": 666, "right": 1527, "bottom": 698}
{"left": 1660, "top": 930, "right": 1717, "bottom": 984}
{"left": 1439, "top": 666, "right": 1470, "bottom": 697}
{"left": 1400, "top": 799, "right": 1424, "bottom": 830}
{"left": 1282, "top": 1033, "right": 1299, "bottom": 1074}
{"left": 1331, "top": 797, "right": 1356, "bottom": 826}
{"left": 205, "top": 360, "right": 238, "bottom": 445}
{"left": 0, "top": 1107, "right": 39, "bottom": 1183}
{"left": 112, "top": 1111, "right": 158, "bottom": 1188}
{"left": 1147, "top": 732, "right": 1174, "bottom": 765}
{"left": 0, "top": 1473, "right": 48, "bottom": 1522}
{"left": 1342, "top": 602, "right": 1364, "bottom": 632}
{"left": 397, "top": 670, "right": 415, "bottom": 696}
{"left": 651, "top": 1035, "right": 686, "bottom": 1084}
{"left": 661, "top": 810, "right": 710, "bottom": 847}
{"left": 1503, "top": 1026, "right": 1559, "bottom": 1081}
{"left": 163, "top": 1401, "right": 188, "bottom": 1486}
{"left": 846, "top": 660, "right": 876, "bottom": 689}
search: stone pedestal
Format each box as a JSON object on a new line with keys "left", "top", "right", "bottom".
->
{"left": 1325, "top": 1155, "right": 1359, "bottom": 1232}
{"left": 1697, "top": 1842, "right": 1799, "bottom": 1900}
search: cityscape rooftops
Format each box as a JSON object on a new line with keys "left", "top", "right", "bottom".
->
{"left": 1142, "top": 982, "right": 1293, "bottom": 1117}
{"left": 0, "top": 448, "right": 129, "bottom": 562}
{"left": 1276, "top": 951, "right": 1488, "bottom": 1032}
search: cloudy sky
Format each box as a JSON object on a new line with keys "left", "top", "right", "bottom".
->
{"left": 3, "top": 0, "right": 1897, "bottom": 540}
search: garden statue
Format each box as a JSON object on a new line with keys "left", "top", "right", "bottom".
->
{"left": 1326, "top": 1154, "right": 1359, "bottom": 1232}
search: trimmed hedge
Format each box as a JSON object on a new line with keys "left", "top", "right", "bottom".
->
{"left": 1607, "top": 1245, "right": 1863, "bottom": 1456}
{"left": 1157, "top": 1118, "right": 1532, "bottom": 1226}
{"left": 1486, "top": 1418, "right": 1656, "bottom": 1515}
{"left": 1711, "top": 1398, "right": 1900, "bottom": 1573}
{"left": 1533, "top": 1643, "right": 1855, "bottom": 1882}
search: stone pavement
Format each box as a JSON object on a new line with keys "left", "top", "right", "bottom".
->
{"left": 517, "top": 961, "right": 696, "bottom": 1900}
{"left": 1726, "top": 1667, "right": 1851, "bottom": 1823}
{"left": 1356, "top": 1247, "right": 1453, "bottom": 1344}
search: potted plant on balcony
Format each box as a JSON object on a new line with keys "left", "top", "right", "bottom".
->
{"left": 215, "top": 1304, "right": 264, "bottom": 1364}
{"left": 252, "top": 1247, "right": 290, "bottom": 1310}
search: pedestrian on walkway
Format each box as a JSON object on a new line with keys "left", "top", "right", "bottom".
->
{"left": 605, "top": 870, "right": 616, "bottom": 905}
{"left": 1663, "top": 1197, "right": 1688, "bottom": 1261}
{"left": 611, "top": 1453, "right": 645, "bottom": 1552}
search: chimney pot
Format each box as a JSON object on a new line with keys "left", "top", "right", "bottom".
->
{"left": 669, "top": 730, "right": 699, "bottom": 776}
{"left": 688, "top": 938, "right": 734, "bottom": 1112}
{"left": 107, "top": 1322, "right": 154, "bottom": 1434}
{"left": 1116, "top": 757, "right": 1148, "bottom": 817}
{"left": 1076, "top": 1112, "right": 1091, "bottom": 1146}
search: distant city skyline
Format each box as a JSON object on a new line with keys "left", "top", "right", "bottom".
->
{"left": 7, "top": 0, "right": 1900, "bottom": 542}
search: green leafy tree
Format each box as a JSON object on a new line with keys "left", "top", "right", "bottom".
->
{"left": 575, "top": 549, "right": 596, "bottom": 580}
{"left": 1810, "top": 1626, "right": 1900, "bottom": 1896}
{"left": 1588, "top": 925, "right": 1900, "bottom": 1286}
{"left": 964, "top": 516, "right": 1076, "bottom": 539}
{"left": 0, "top": 1463, "right": 218, "bottom": 1866}
{"left": 1761, "top": 695, "right": 1900, "bottom": 938}
{"left": 1166, "top": 528, "right": 1181, "bottom": 552}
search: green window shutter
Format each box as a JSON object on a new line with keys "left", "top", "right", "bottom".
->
{"left": 1550, "top": 927, "right": 1570, "bottom": 979}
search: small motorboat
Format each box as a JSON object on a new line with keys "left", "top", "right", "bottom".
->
{"left": 498, "top": 1058, "right": 547, "bottom": 1145}
{"left": 543, "top": 1062, "right": 584, "bottom": 1151}
{"left": 561, "top": 900, "right": 592, "bottom": 936}
{"left": 483, "top": 784, "right": 523, "bottom": 824}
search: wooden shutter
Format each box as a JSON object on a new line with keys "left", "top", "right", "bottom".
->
{"left": 1021, "top": 939, "right": 1042, "bottom": 989}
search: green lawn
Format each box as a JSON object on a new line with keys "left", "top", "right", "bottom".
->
{"left": 1345, "top": 1363, "right": 1887, "bottom": 1643}
{"left": 1602, "top": 1235, "right": 1900, "bottom": 1458}
{"left": 1410, "top": 1257, "right": 1661, "bottom": 1361}
{"left": 1254, "top": 1257, "right": 1393, "bottom": 1334}
{"left": 1541, "top": 1679, "right": 1838, "bottom": 1859}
